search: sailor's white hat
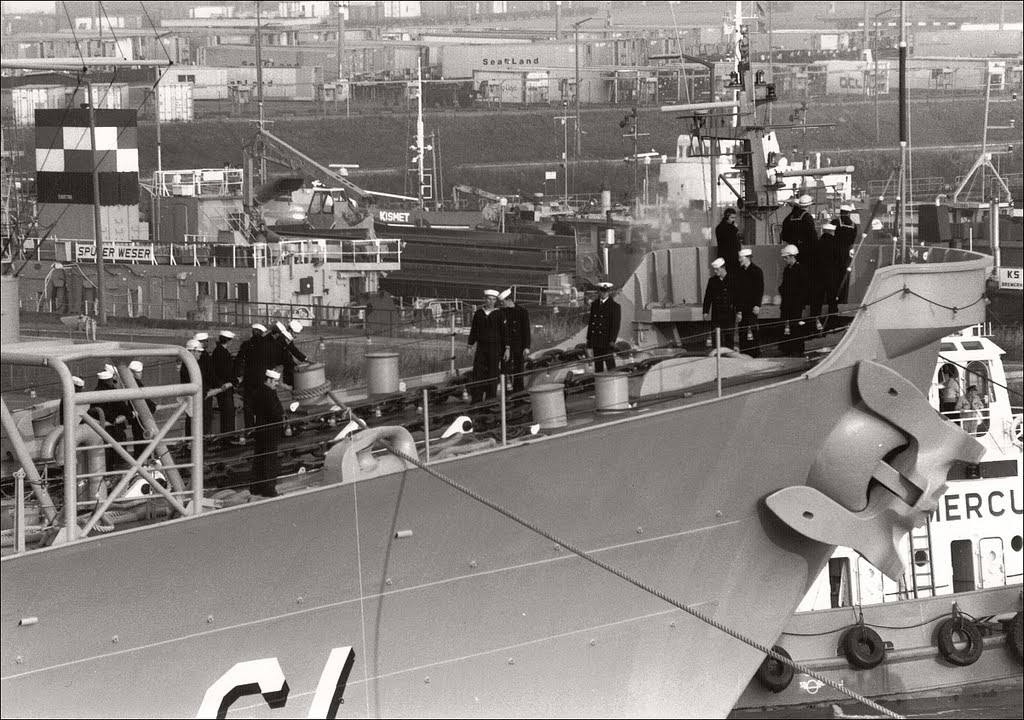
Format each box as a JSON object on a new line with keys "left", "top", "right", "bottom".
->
{"left": 265, "top": 369, "right": 281, "bottom": 380}
{"left": 252, "top": 323, "right": 267, "bottom": 332}
{"left": 498, "top": 288, "right": 512, "bottom": 301}
{"left": 597, "top": 281, "right": 615, "bottom": 290}
{"left": 781, "top": 244, "right": 800, "bottom": 257}
{"left": 797, "top": 194, "right": 814, "bottom": 207}
{"left": 128, "top": 360, "right": 144, "bottom": 373}
{"left": 193, "top": 332, "right": 209, "bottom": 342}
{"left": 839, "top": 203, "right": 854, "bottom": 212}
{"left": 822, "top": 222, "right": 836, "bottom": 234}
{"left": 738, "top": 248, "right": 752, "bottom": 257}
{"left": 711, "top": 257, "right": 726, "bottom": 269}
{"left": 288, "top": 319, "right": 303, "bottom": 334}
{"left": 281, "top": 329, "right": 294, "bottom": 342}
{"left": 72, "top": 376, "right": 85, "bottom": 388}
{"left": 219, "top": 330, "right": 235, "bottom": 339}
{"left": 483, "top": 289, "right": 499, "bottom": 298}
{"left": 275, "top": 321, "right": 287, "bottom": 334}
{"left": 97, "top": 369, "right": 114, "bottom": 380}
{"left": 871, "top": 218, "right": 884, "bottom": 231}
{"left": 186, "top": 339, "right": 202, "bottom": 351}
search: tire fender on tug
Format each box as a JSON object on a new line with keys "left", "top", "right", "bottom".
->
{"left": 841, "top": 626, "right": 886, "bottom": 670}
{"left": 935, "top": 617, "right": 984, "bottom": 667}
{"left": 755, "top": 645, "right": 794, "bottom": 693}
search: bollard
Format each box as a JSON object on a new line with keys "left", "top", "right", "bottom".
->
{"left": 528, "top": 383, "right": 567, "bottom": 429}
{"left": 594, "top": 372, "right": 630, "bottom": 412}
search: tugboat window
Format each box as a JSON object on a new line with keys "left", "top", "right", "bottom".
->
{"left": 965, "top": 361, "right": 990, "bottom": 401}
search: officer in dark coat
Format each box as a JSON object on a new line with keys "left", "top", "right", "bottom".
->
{"left": 736, "top": 248, "right": 765, "bottom": 357}
{"left": 780, "top": 194, "right": 818, "bottom": 260}
{"left": 715, "top": 207, "right": 742, "bottom": 276}
{"left": 499, "top": 288, "right": 531, "bottom": 393}
{"left": 779, "top": 244, "right": 810, "bottom": 356}
{"left": 702, "top": 257, "right": 739, "bottom": 348}
{"left": 211, "top": 330, "right": 237, "bottom": 437}
{"left": 586, "top": 281, "right": 621, "bottom": 373}
{"left": 468, "top": 289, "right": 509, "bottom": 403}
{"left": 833, "top": 204, "right": 858, "bottom": 304}
{"left": 250, "top": 369, "right": 284, "bottom": 498}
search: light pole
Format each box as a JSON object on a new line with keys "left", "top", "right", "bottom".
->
{"left": 574, "top": 17, "right": 594, "bottom": 159}
{"left": 873, "top": 7, "right": 895, "bottom": 143}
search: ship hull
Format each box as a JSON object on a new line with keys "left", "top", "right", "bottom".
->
{"left": 0, "top": 251, "right": 993, "bottom": 717}
{"left": 4, "top": 365, "right": 866, "bottom": 718}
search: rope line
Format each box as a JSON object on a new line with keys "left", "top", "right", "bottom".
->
{"left": 379, "top": 442, "right": 904, "bottom": 719}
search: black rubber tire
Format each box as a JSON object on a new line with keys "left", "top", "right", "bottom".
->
{"left": 936, "top": 617, "right": 984, "bottom": 667}
{"left": 1008, "top": 613, "right": 1024, "bottom": 663}
{"left": 841, "top": 626, "right": 886, "bottom": 670}
{"left": 755, "top": 645, "right": 795, "bottom": 693}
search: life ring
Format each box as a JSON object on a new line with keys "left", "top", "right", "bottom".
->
{"left": 580, "top": 254, "right": 597, "bottom": 274}
{"left": 295, "top": 307, "right": 312, "bottom": 321}
{"left": 755, "top": 645, "right": 795, "bottom": 693}
{"left": 841, "top": 626, "right": 886, "bottom": 670}
{"left": 1011, "top": 415, "right": 1023, "bottom": 448}
{"left": 936, "top": 617, "right": 984, "bottom": 666}
{"left": 1007, "top": 613, "right": 1023, "bottom": 662}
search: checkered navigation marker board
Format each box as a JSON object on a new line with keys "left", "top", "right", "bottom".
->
{"left": 34, "top": 108, "right": 139, "bottom": 206}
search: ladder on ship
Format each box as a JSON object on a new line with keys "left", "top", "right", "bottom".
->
{"left": 908, "top": 519, "right": 936, "bottom": 598}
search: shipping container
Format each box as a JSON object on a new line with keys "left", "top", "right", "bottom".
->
{"left": 10, "top": 85, "right": 67, "bottom": 127}
{"left": 166, "top": 66, "right": 322, "bottom": 101}
{"left": 158, "top": 83, "right": 194, "bottom": 122}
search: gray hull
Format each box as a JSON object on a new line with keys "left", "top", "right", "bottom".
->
{"left": 0, "top": 252, "right": 993, "bottom": 718}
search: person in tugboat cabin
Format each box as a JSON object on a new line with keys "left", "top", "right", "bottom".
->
{"left": 587, "top": 281, "right": 621, "bottom": 373}
{"left": 251, "top": 369, "right": 285, "bottom": 498}
{"left": 499, "top": 288, "right": 531, "bottom": 393}
{"left": 702, "top": 257, "right": 739, "bottom": 349}
{"left": 955, "top": 384, "right": 987, "bottom": 436}
{"left": 468, "top": 289, "right": 509, "bottom": 403}
{"left": 736, "top": 248, "right": 764, "bottom": 357}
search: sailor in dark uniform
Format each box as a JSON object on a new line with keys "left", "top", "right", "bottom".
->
{"left": 702, "top": 257, "right": 739, "bottom": 349}
{"left": 779, "top": 244, "right": 809, "bottom": 357}
{"left": 235, "top": 323, "right": 269, "bottom": 440}
{"left": 181, "top": 338, "right": 209, "bottom": 440}
{"left": 269, "top": 320, "right": 308, "bottom": 387}
{"left": 93, "top": 367, "right": 131, "bottom": 471}
{"left": 251, "top": 369, "right": 284, "bottom": 498}
{"left": 499, "top": 288, "right": 531, "bottom": 393}
{"left": 809, "top": 221, "right": 838, "bottom": 330}
{"left": 468, "top": 289, "right": 508, "bottom": 403}
{"left": 833, "top": 203, "right": 858, "bottom": 304}
{"left": 192, "top": 332, "right": 216, "bottom": 432}
{"left": 586, "top": 281, "right": 621, "bottom": 373}
{"left": 715, "top": 207, "right": 742, "bottom": 276}
{"left": 780, "top": 194, "right": 818, "bottom": 260}
{"left": 126, "top": 360, "right": 157, "bottom": 458}
{"left": 736, "top": 248, "right": 764, "bottom": 357}
{"left": 211, "top": 330, "right": 237, "bottom": 437}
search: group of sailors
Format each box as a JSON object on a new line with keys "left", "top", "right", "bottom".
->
{"left": 705, "top": 196, "right": 859, "bottom": 357}
{"left": 467, "top": 288, "right": 532, "bottom": 402}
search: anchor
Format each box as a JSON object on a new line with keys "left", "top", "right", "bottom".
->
{"left": 767, "top": 360, "right": 986, "bottom": 580}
